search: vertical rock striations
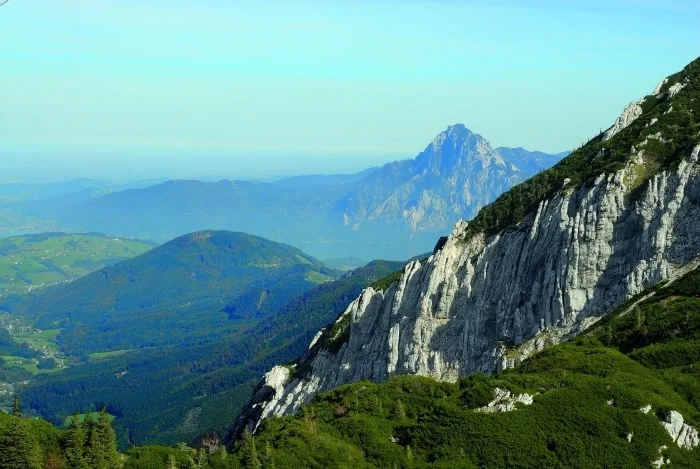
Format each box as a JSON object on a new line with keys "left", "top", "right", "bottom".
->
{"left": 230, "top": 58, "right": 700, "bottom": 439}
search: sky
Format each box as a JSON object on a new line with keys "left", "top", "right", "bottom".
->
{"left": 1, "top": 0, "right": 699, "bottom": 180}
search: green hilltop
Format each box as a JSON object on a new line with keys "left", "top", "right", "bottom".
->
{"left": 5, "top": 232, "right": 405, "bottom": 446}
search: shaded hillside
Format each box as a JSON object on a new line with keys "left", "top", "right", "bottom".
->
{"left": 16, "top": 259, "right": 403, "bottom": 445}
{"left": 9, "top": 231, "right": 336, "bottom": 356}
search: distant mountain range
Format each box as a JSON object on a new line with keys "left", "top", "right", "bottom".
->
{"left": 272, "top": 167, "right": 379, "bottom": 189}
{"left": 0, "top": 178, "right": 169, "bottom": 201}
{"left": 4, "top": 126, "right": 567, "bottom": 259}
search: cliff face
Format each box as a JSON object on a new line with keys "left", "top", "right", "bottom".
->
{"left": 230, "top": 59, "right": 700, "bottom": 438}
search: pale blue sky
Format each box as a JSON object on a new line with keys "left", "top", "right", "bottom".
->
{"left": 1, "top": 0, "right": 699, "bottom": 179}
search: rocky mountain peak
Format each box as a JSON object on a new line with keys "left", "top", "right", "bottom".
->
{"left": 419, "top": 124, "right": 505, "bottom": 173}
{"left": 231, "top": 57, "right": 700, "bottom": 438}
{"left": 337, "top": 123, "right": 564, "bottom": 234}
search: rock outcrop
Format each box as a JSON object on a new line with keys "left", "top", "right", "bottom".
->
{"left": 233, "top": 143, "right": 700, "bottom": 436}
{"left": 475, "top": 388, "right": 534, "bottom": 413}
{"left": 230, "top": 61, "right": 700, "bottom": 439}
{"left": 603, "top": 100, "right": 643, "bottom": 141}
{"left": 662, "top": 410, "right": 700, "bottom": 449}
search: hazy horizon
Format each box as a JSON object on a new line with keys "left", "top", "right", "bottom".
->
{"left": 0, "top": 145, "right": 411, "bottom": 183}
{"left": 2, "top": 0, "right": 699, "bottom": 182}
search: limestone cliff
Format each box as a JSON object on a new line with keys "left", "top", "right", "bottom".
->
{"left": 230, "top": 58, "right": 700, "bottom": 438}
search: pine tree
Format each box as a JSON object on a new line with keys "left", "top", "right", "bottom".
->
{"left": 83, "top": 418, "right": 104, "bottom": 469}
{"left": 263, "top": 441, "right": 275, "bottom": 469}
{"left": 96, "top": 408, "right": 121, "bottom": 469}
{"left": 394, "top": 399, "right": 406, "bottom": 420}
{"left": 239, "top": 430, "right": 261, "bottom": 469}
{"left": 0, "top": 415, "right": 42, "bottom": 469}
{"left": 63, "top": 413, "right": 88, "bottom": 469}
{"left": 195, "top": 448, "right": 209, "bottom": 469}
{"left": 208, "top": 447, "right": 229, "bottom": 469}
{"left": 167, "top": 454, "right": 178, "bottom": 469}
{"left": 11, "top": 395, "right": 21, "bottom": 417}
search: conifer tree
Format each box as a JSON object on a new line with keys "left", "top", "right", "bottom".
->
{"left": 394, "top": 399, "right": 406, "bottom": 420}
{"left": 83, "top": 418, "right": 104, "bottom": 469}
{"left": 263, "top": 441, "right": 275, "bottom": 469}
{"left": 239, "top": 430, "right": 261, "bottom": 469}
{"left": 195, "top": 448, "right": 209, "bottom": 469}
{"left": 167, "top": 454, "right": 178, "bottom": 469}
{"left": 63, "top": 413, "right": 88, "bottom": 469}
{"left": 96, "top": 408, "right": 121, "bottom": 468}
{"left": 0, "top": 414, "right": 42, "bottom": 469}
{"left": 11, "top": 395, "right": 21, "bottom": 417}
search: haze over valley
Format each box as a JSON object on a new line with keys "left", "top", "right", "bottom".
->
{"left": 1, "top": 1, "right": 700, "bottom": 468}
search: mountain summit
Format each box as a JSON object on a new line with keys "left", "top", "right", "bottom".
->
{"left": 232, "top": 57, "right": 700, "bottom": 438}
{"left": 336, "top": 124, "right": 556, "bottom": 233}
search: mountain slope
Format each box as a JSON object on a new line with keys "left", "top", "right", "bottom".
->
{"left": 272, "top": 168, "right": 379, "bottom": 189}
{"left": 0, "top": 233, "right": 155, "bottom": 297}
{"left": 229, "top": 263, "right": 700, "bottom": 468}
{"left": 14, "top": 258, "right": 404, "bottom": 445}
{"left": 8, "top": 230, "right": 336, "bottom": 356}
{"left": 496, "top": 147, "right": 569, "bottom": 177}
{"left": 233, "top": 57, "right": 700, "bottom": 435}
{"left": 336, "top": 124, "right": 542, "bottom": 233}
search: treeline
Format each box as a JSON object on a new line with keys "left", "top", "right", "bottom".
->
{"left": 0, "top": 398, "right": 120, "bottom": 469}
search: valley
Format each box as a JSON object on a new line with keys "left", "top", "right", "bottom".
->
{"left": 0, "top": 230, "right": 408, "bottom": 445}
{"left": 1, "top": 2, "right": 699, "bottom": 467}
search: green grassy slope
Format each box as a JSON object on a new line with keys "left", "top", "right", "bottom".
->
{"left": 0, "top": 232, "right": 154, "bottom": 297}
{"left": 228, "top": 265, "right": 700, "bottom": 468}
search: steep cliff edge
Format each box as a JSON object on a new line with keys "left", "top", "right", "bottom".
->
{"left": 231, "top": 57, "right": 700, "bottom": 438}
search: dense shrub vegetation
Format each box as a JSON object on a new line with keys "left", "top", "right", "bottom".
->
{"left": 216, "top": 263, "right": 700, "bottom": 468}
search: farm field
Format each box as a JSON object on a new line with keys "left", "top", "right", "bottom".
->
{"left": 0, "top": 232, "right": 155, "bottom": 296}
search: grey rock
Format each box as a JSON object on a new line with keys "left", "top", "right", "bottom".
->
{"left": 662, "top": 410, "right": 700, "bottom": 449}
{"left": 337, "top": 124, "right": 565, "bottom": 234}
{"left": 603, "top": 100, "right": 643, "bottom": 141}
{"left": 237, "top": 141, "right": 700, "bottom": 434}
{"left": 476, "top": 388, "right": 534, "bottom": 413}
